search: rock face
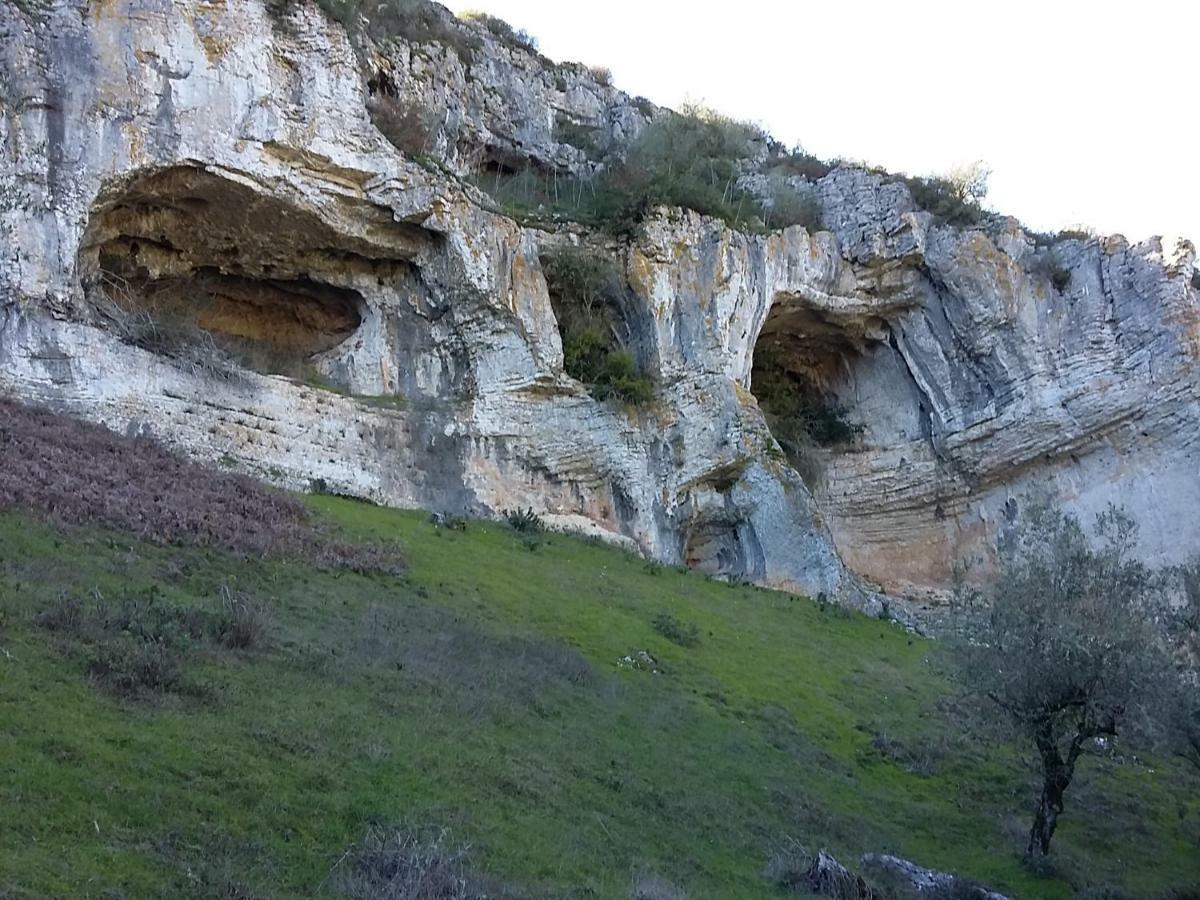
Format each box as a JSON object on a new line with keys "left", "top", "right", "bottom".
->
{"left": 799, "top": 169, "right": 1200, "bottom": 596}
{"left": 2, "top": 0, "right": 1198, "bottom": 606}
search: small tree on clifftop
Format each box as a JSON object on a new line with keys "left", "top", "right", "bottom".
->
{"left": 953, "top": 502, "right": 1172, "bottom": 858}
{"left": 947, "top": 160, "right": 991, "bottom": 206}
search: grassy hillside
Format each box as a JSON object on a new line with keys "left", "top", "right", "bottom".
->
{"left": 2, "top": 490, "right": 1198, "bottom": 898}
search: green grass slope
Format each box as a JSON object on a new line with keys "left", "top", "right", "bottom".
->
{"left": 1, "top": 498, "right": 1198, "bottom": 899}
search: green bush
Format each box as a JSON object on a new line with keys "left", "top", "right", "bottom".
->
{"left": 761, "top": 179, "right": 823, "bottom": 231}
{"left": 589, "top": 65, "right": 613, "bottom": 87}
{"left": 541, "top": 246, "right": 655, "bottom": 404}
{"left": 273, "top": 0, "right": 481, "bottom": 62}
{"left": 766, "top": 147, "right": 833, "bottom": 181}
{"left": 470, "top": 167, "right": 594, "bottom": 225}
{"left": 1028, "top": 251, "right": 1072, "bottom": 292}
{"left": 554, "top": 112, "right": 606, "bottom": 159}
{"left": 1056, "top": 225, "right": 1096, "bottom": 242}
{"left": 561, "top": 324, "right": 612, "bottom": 383}
{"left": 751, "top": 344, "right": 861, "bottom": 484}
{"left": 590, "top": 106, "right": 767, "bottom": 232}
{"left": 893, "top": 161, "right": 990, "bottom": 227}
{"left": 753, "top": 346, "right": 861, "bottom": 448}
{"left": 474, "top": 105, "right": 820, "bottom": 238}
{"left": 1029, "top": 225, "right": 1097, "bottom": 247}
{"left": 899, "top": 175, "right": 982, "bottom": 227}
{"left": 504, "top": 507, "right": 544, "bottom": 533}
{"left": 593, "top": 349, "right": 654, "bottom": 404}
{"left": 651, "top": 613, "right": 700, "bottom": 648}
{"left": 540, "top": 245, "right": 622, "bottom": 316}
{"left": 458, "top": 10, "right": 538, "bottom": 53}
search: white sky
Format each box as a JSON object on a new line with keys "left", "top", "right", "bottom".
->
{"left": 446, "top": 0, "right": 1199, "bottom": 245}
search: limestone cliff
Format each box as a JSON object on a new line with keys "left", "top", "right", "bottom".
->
{"left": 2, "top": 0, "right": 1197, "bottom": 608}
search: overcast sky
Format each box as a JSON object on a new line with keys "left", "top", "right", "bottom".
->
{"left": 445, "top": 0, "right": 1198, "bottom": 245}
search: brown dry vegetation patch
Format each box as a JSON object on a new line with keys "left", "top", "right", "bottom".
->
{"left": 0, "top": 398, "right": 401, "bottom": 573}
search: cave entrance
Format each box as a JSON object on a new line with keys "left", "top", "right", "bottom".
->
{"left": 76, "top": 166, "right": 407, "bottom": 381}
{"left": 749, "top": 300, "right": 873, "bottom": 482}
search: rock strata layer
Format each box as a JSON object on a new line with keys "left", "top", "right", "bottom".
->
{"left": 2, "top": 0, "right": 1197, "bottom": 605}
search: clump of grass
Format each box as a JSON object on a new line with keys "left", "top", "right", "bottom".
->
{"left": 0, "top": 398, "right": 402, "bottom": 574}
{"left": 503, "top": 507, "right": 544, "bottom": 533}
{"left": 867, "top": 731, "right": 954, "bottom": 777}
{"left": 215, "top": 584, "right": 272, "bottom": 650}
{"left": 651, "top": 613, "right": 700, "bottom": 648}
{"left": 32, "top": 586, "right": 255, "bottom": 697}
{"left": 86, "top": 638, "right": 188, "bottom": 695}
{"left": 328, "top": 824, "right": 478, "bottom": 899}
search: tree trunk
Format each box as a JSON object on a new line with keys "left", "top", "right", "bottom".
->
{"left": 1027, "top": 732, "right": 1078, "bottom": 857}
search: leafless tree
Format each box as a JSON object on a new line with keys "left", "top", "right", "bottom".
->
{"left": 947, "top": 160, "right": 991, "bottom": 206}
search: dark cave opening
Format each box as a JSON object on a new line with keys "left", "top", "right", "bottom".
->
{"left": 749, "top": 303, "right": 869, "bottom": 481}
{"left": 76, "top": 166, "right": 415, "bottom": 380}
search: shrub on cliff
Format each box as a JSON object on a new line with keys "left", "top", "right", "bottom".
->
{"left": 368, "top": 92, "right": 440, "bottom": 159}
{"left": 951, "top": 502, "right": 1176, "bottom": 857}
{"left": 902, "top": 175, "right": 980, "bottom": 225}
{"left": 766, "top": 146, "right": 834, "bottom": 182}
{"left": 587, "top": 104, "right": 771, "bottom": 234}
{"left": 760, "top": 178, "right": 823, "bottom": 231}
{"left": 554, "top": 112, "right": 606, "bottom": 160}
{"left": 1028, "top": 250, "right": 1072, "bottom": 292}
{"left": 458, "top": 10, "right": 538, "bottom": 53}
{"left": 540, "top": 245, "right": 655, "bottom": 404}
{"left": 272, "top": 0, "right": 482, "bottom": 62}
{"left": 750, "top": 343, "right": 862, "bottom": 482}
{"left": 476, "top": 105, "right": 825, "bottom": 238}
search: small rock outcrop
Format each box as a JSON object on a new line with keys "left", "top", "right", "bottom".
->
{"left": 2, "top": 0, "right": 1197, "bottom": 606}
{"left": 861, "top": 853, "right": 1009, "bottom": 899}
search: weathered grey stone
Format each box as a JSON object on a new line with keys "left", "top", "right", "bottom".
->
{"left": 358, "top": 4, "right": 654, "bottom": 177}
{"left": 861, "top": 852, "right": 1009, "bottom": 899}
{"left": 2, "top": 0, "right": 1197, "bottom": 612}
